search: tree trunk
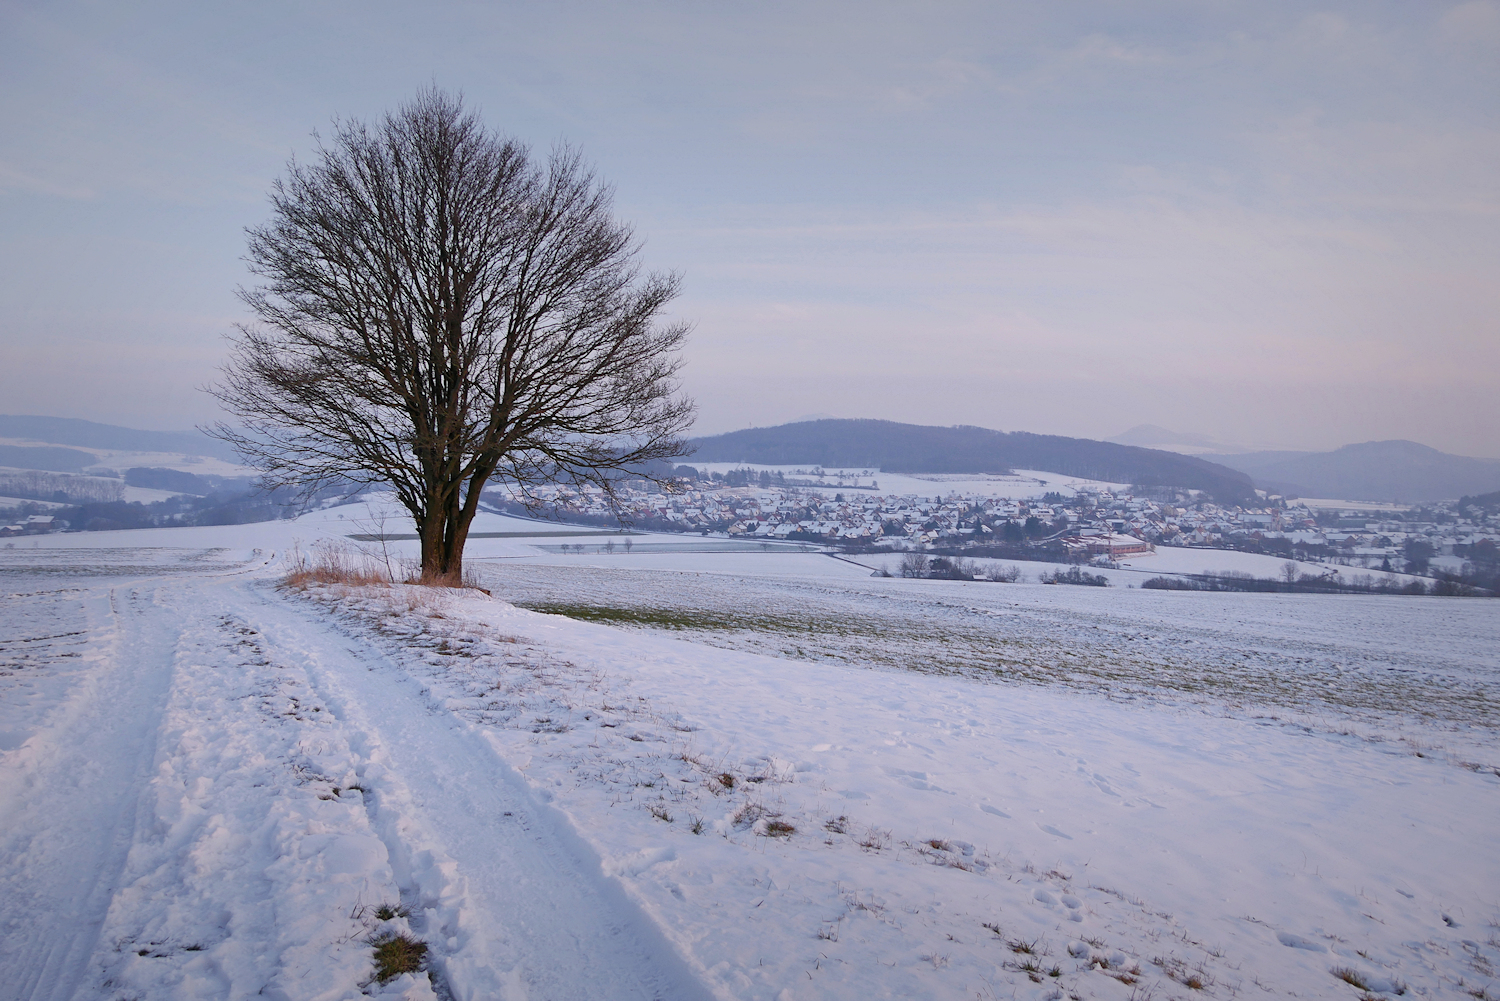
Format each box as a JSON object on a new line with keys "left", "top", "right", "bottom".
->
{"left": 416, "top": 478, "right": 485, "bottom": 585}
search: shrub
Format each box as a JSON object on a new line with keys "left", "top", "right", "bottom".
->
{"left": 1039, "top": 566, "right": 1110, "bottom": 587}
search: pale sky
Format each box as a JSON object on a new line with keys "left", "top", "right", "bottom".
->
{"left": 2, "top": 1, "right": 1497, "bottom": 456}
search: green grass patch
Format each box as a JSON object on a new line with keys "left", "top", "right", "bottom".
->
{"left": 372, "top": 933, "right": 427, "bottom": 983}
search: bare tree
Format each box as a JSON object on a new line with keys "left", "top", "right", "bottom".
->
{"left": 899, "top": 551, "right": 931, "bottom": 579}
{"left": 1280, "top": 560, "right": 1300, "bottom": 585}
{"left": 211, "top": 89, "right": 694, "bottom": 582}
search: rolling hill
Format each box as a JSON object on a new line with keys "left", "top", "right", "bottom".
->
{"left": 1209, "top": 440, "right": 1500, "bottom": 503}
{"left": 688, "top": 420, "right": 1257, "bottom": 502}
{"left": 0, "top": 415, "right": 240, "bottom": 463}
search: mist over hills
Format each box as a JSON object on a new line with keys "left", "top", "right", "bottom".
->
{"left": 1210, "top": 441, "right": 1500, "bottom": 504}
{"left": 0, "top": 444, "right": 101, "bottom": 473}
{"left": 8, "top": 413, "right": 1492, "bottom": 505}
{"left": 1108, "top": 424, "right": 1228, "bottom": 453}
{"left": 1108, "top": 423, "right": 1500, "bottom": 502}
{"left": 688, "top": 420, "right": 1257, "bottom": 502}
{"left": 0, "top": 415, "right": 241, "bottom": 467}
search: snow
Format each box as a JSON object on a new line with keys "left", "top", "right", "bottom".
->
{"left": 120, "top": 485, "right": 184, "bottom": 503}
{"left": 1294, "top": 498, "right": 1414, "bottom": 512}
{"left": 688, "top": 464, "right": 1132, "bottom": 499}
{"left": 1113, "top": 545, "right": 1428, "bottom": 584}
{"left": 0, "top": 495, "right": 69, "bottom": 510}
{"left": 2, "top": 508, "right": 1497, "bottom": 999}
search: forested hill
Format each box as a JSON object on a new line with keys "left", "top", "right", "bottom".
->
{"left": 688, "top": 420, "right": 1256, "bottom": 502}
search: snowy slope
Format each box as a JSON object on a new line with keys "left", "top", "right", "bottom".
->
{"left": 1, "top": 520, "right": 1496, "bottom": 1000}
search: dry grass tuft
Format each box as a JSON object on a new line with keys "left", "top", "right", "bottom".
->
{"left": 732, "top": 802, "right": 764, "bottom": 829}
{"left": 371, "top": 932, "right": 427, "bottom": 983}
{"left": 284, "top": 544, "right": 390, "bottom": 588}
{"left": 1332, "top": 967, "right": 1371, "bottom": 990}
{"left": 764, "top": 819, "right": 796, "bottom": 837}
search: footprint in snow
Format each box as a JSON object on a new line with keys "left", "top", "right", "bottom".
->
{"left": 1276, "top": 931, "right": 1327, "bottom": 952}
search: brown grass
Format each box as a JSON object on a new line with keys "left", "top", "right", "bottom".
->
{"left": 404, "top": 564, "right": 488, "bottom": 591}
{"left": 731, "top": 802, "right": 764, "bottom": 829}
{"left": 1332, "top": 967, "right": 1371, "bottom": 990}
{"left": 371, "top": 933, "right": 427, "bottom": 982}
{"left": 764, "top": 819, "right": 796, "bottom": 837}
{"left": 284, "top": 545, "right": 390, "bottom": 588}
{"left": 284, "top": 543, "right": 492, "bottom": 593}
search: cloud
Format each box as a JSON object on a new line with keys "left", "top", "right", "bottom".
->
{"left": 0, "top": 162, "right": 94, "bottom": 200}
{"left": 1438, "top": 1, "right": 1500, "bottom": 48}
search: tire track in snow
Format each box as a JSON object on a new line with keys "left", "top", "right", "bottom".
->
{"left": 0, "top": 584, "right": 179, "bottom": 1001}
{"left": 246, "top": 580, "right": 714, "bottom": 1001}
{"left": 76, "top": 589, "right": 423, "bottom": 1000}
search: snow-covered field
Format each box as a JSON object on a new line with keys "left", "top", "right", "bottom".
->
{"left": 2, "top": 506, "right": 1496, "bottom": 1001}
{"left": 688, "top": 464, "right": 1131, "bottom": 499}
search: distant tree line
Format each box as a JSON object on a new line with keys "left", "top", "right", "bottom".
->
{"left": 0, "top": 470, "right": 123, "bottom": 504}
{"left": 10, "top": 482, "right": 358, "bottom": 532}
{"left": 1142, "top": 567, "right": 1491, "bottom": 597}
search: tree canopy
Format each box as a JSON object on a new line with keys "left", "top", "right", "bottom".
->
{"left": 212, "top": 89, "right": 694, "bottom": 581}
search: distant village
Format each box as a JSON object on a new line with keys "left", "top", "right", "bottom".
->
{"left": 488, "top": 465, "right": 1500, "bottom": 580}
{"left": 7, "top": 462, "right": 1498, "bottom": 587}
